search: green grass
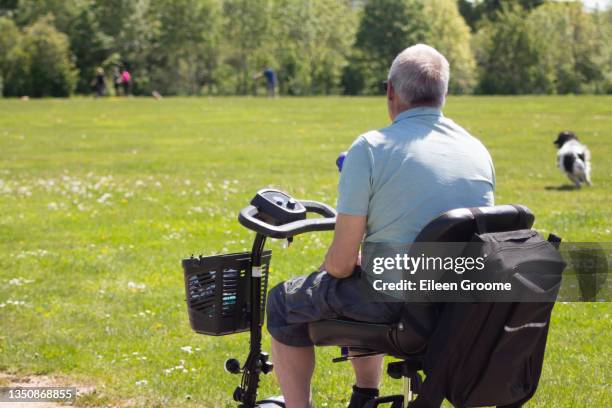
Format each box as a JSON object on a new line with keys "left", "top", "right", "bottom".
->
{"left": 0, "top": 96, "right": 610, "bottom": 407}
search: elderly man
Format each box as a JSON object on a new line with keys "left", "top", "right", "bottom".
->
{"left": 266, "top": 44, "right": 495, "bottom": 408}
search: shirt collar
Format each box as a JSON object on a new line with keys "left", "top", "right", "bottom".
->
{"left": 393, "top": 106, "right": 443, "bottom": 123}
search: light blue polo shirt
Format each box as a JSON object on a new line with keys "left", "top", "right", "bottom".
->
{"left": 337, "top": 107, "right": 495, "bottom": 243}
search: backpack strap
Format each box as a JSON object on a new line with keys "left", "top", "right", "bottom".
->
{"left": 469, "top": 207, "right": 487, "bottom": 234}
{"left": 547, "top": 233, "right": 562, "bottom": 249}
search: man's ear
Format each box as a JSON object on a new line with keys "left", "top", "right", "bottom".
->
{"left": 387, "top": 83, "right": 394, "bottom": 101}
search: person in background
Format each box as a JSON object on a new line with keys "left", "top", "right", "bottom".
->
{"left": 113, "top": 67, "right": 122, "bottom": 96}
{"left": 121, "top": 69, "right": 131, "bottom": 96}
{"left": 92, "top": 67, "right": 106, "bottom": 97}
{"left": 254, "top": 67, "right": 277, "bottom": 97}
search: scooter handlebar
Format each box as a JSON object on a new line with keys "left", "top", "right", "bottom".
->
{"left": 238, "top": 200, "right": 336, "bottom": 239}
{"left": 298, "top": 200, "right": 337, "bottom": 219}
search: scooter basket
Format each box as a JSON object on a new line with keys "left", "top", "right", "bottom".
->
{"left": 182, "top": 251, "right": 271, "bottom": 336}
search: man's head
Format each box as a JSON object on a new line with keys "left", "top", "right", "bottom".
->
{"left": 386, "top": 44, "right": 449, "bottom": 120}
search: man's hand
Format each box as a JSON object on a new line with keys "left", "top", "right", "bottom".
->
{"left": 322, "top": 213, "right": 366, "bottom": 279}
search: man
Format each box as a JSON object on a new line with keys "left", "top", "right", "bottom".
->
{"left": 92, "top": 67, "right": 106, "bottom": 97}
{"left": 266, "top": 44, "right": 495, "bottom": 408}
{"left": 254, "top": 67, "right": 277, "bottom": 97}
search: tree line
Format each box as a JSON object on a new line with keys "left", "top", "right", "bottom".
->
{"left": 0, "top": 0, "right": 610, "bottom": 97}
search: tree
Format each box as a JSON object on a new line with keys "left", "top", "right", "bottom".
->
{"left": 474, "top": 3, "right": 546, "bottom": 94}
{"left": 350, "top": 0, "right": 429, "bottom": 94}
{"left": 307, "top": 0, "right": 357, "bottom": 94}
{"left": 457, "top": 0, "right": 481, "bottom": 32}
{"left": 591, "top": 7, "right": 612, "bottom": 93}
{"left": 148, "top": 0, "right": 220, "bottom": 95}
{"left": 0, "top": 16, "right": 28, "bottom": 96}
{"left": 67, "top": 5, "right": 112, "bottom": 93}
{"left": 112, "top": 0, "right": 160, "bottom": 95}
{"left": 20, "top": 15, "right": 78, "bottom": 97}
{"left": 422, "top": 0, "right": 476, "bottom": 93}
{"left": 0, "top": 0, "right": 19, "bottom": 16}
{"left": 457, "top": 0, "right": 544, "bottom": 31}
{"left": 270, "top": 0, "right": 356, "bottom": 95}
{"left": 13, "top": 0, "right": 81, "bottom": 32}
{"left": 528, "top": 2, "right": 604, "bottom": 94}
{"left": 92, "top": 0, "right": 133, "bottom": 38}
{"left": 222, "top": 0, "right": 270, "bottom": 94}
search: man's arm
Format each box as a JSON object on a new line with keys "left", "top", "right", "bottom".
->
{"left": 322, "top": 213, "right": 366, "bottom": 279}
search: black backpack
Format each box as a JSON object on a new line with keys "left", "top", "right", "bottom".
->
{"left": 412, "top": 219, "right": 566, "bottom": 408}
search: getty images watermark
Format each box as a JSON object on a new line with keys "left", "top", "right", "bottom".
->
{"left": 370, "top": 251, "right": 494, "bottom": 290}
{"left": 358, "top": 242, "right": 610, "bottom": 302}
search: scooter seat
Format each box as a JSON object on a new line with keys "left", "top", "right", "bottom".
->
{"left": 306, "top": 205, "right": 535, "bottom": 359}
{"left": 308, "top": 318, "right": 426, "bottom": 358}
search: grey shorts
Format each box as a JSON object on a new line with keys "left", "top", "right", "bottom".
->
{"left": 266, "top": 268, "right": 405, "bottom": 347}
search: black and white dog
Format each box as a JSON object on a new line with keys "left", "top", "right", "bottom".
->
{"left": 554, "top": 131, "right": 591, "bottom": 187}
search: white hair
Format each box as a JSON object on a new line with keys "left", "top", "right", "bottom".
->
{"left": 388, "top": 44, "right": 449, "bottom": 108}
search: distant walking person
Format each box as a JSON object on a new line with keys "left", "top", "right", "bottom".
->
{"left": 121, "top": 69, "right": 131, "bottom": 96}
{"left": 113, "top": 67, "right": 122, "bottom": 96}
{"left": 92, "top": 67, "right": 106, "bottom": 97}
{"left": 254, "top": 67, "right": 276, "bottom": 97}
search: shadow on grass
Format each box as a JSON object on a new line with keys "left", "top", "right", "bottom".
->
{"left": 545, "top": 185, "right": 580, "bottom": 191}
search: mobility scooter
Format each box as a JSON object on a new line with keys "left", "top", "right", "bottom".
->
{"left": 183, "top": 188, "right": 563, "bottom": 408}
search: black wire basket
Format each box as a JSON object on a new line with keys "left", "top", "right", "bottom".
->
{"left": 182, "top": 251, "right": 272, "bottom": 336}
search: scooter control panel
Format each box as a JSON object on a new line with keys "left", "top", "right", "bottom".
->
{"left": 250, "top": 189, "right": 307, "bottom": 225}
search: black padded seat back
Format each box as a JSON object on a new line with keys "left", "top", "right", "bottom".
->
{"left": 414, "top": 204, "right": 534, "bottom": 242}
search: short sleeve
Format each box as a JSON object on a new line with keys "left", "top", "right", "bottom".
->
{"left": 336, "top": 136, "right": 372, "bottom": 215}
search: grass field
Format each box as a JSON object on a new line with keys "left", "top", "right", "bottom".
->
{"left": 0, "top": 96, "right": 610, "bottom": 407}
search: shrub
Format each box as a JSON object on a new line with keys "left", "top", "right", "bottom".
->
{"left": 20, "top": 15, "right": 78, "bottom": 97}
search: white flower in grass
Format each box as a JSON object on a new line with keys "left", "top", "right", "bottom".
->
{"left": 17, "top": 186, "right": 31, "bottom": 196}
{"left": 8, "top": 277, "right": 34, "bottom": 286}
{"left": 47, "top": 202, "right": 59, "bottom": 210}
{"left": 3, "top": 299, "right": 27, "bottom": 307}
{"left": 163, "top": 231, "right": 182, "bottom": 241}
{"left": 127, "top": 281, "right": 146, "bottom": 290}
{"left": 135, "top": 380, "right": 148, "bottom": 386}
{"left": 180, "top": 346, "right": 193, "bottom": 354}
{"left": 97, "top": 193, "right": 112, "bottom": 204}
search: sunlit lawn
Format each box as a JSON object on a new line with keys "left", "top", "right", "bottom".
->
{"left": 0, "top": 96, "right": 610, "bottom": 407}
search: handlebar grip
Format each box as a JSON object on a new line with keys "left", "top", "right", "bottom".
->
{"left": 299, "top": 200, "right": 337, "bottom": 218}
{"left": 238, "top": 202, "right": 336, "bottom": 239}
